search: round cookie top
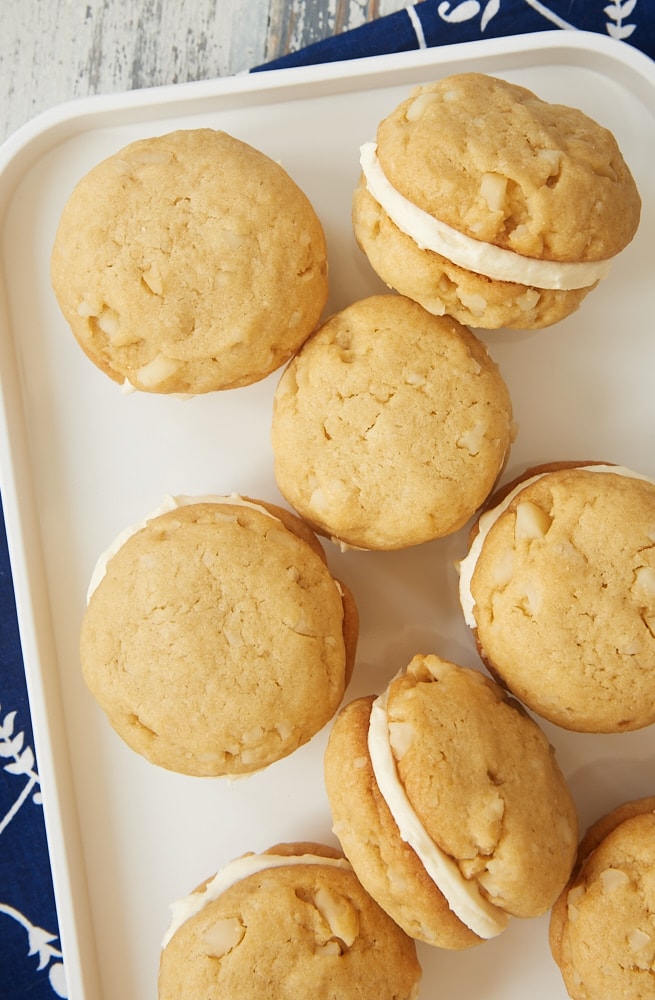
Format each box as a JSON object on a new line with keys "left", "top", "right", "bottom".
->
{"left": 271, "top": 295, "right": 513, "bottom": 550}
{"left": 158, "top": 842, "right": 422, "bottom": 1000}
{"left": 51, "top": 128, "right": 328, "bottom": 393}
{"left": 80, "top": 498, "right": 356, "bottom": 776}
{"left": 549, "top": 798, "right": 655, "bottom": 1000}
{"left": 464, "top": 465, "right": 655, "bottom": 732}
{"left": 375, "top": 73, "right": 641, "bottom": 262}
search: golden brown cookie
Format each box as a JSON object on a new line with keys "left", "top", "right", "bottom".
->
{"left": 80, "top": 496, "right": 358, "bottom": 776}
{"left": 549, "top": 797, "right": 655, "bottom": 999}
{"left": 459, "top": 462, "right": 655, "bottom": 732}
{"left": 271, "top": 294, "right": 513, "bottom": 550}
{"left": 324, "top": 653, "right": 578, "bottom": 949}
{"left": 353, "top": 73, "right": 641, "bottom": 329}
{"left": 51, "top": 128, "right": 328, "bottom": 392}
{"left": 158, "top": 842, "right": 422, "bottom": 1000}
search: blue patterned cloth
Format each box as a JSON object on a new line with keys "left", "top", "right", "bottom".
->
{"left": 0, "top": 501, "right": 66, "bottom": 999}
{"left": 254, "top": 0, "right": 655, "bottom": 70}
{"left": 1, "top": 2, "right": 653, "bottom": 996}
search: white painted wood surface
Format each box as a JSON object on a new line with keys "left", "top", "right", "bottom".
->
{"left": 1, "top": 0, "right": 409, "bottom": 143}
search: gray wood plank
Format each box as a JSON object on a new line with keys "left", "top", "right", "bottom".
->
{"left": 0, "top": 0, "right": 410, "bottom": 143}
{"left": 266, "top": 0, "right": 388, "bottom": 59}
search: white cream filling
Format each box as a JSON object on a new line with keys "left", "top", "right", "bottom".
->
{"left": 86, "top": 493, "right": 279, "bottom": 602}
{"left": 458, "top": 464, "right": 655, "bottom": 628}
{"left": 120, "top": 378, "right": 193, "bottom": 399}
{"left": 367, "top": 686, "right": 509, "bottom": 939}
{"left": 162, "top": 852, "right": 352, "bottom": 948}
{"left": 360, "top": 142, "right": 612, "bottom": 291}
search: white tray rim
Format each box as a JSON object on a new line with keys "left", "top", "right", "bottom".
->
{"left": 0, "top": 28, "right": 654, "bottom": 1000}
{"left": 1, "top": 30, "right": 654, "bottom": 178}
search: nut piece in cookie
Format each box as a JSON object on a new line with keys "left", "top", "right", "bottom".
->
{"left": 459, "top": 462, "right": 655, "bottom": 732}
{"left": 80, "top": 496, "right": 357, "bottom": 776}
{"left": 272, "top": 294, "right": 514, "bottom": 550}
{"left": 353, "top": 73, "right": 641, "bottom": 330}
{"left": 324, "top": 653, "right": 578, "bottom": 949}
{"left": 51, "top": 128, "right": 328, "bottom": 393}
{"left": 158, "top": 842, "right": 422, "bottom": 1000}
{"left": 549, "top": 797, "right": 655, "bottom": 1000}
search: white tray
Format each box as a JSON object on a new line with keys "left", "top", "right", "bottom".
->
{"left": 1, "top": 29, "right": 654, "bottom": 1000}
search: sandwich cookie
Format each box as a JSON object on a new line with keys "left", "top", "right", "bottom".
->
{"left": 550, "top": 797, "right": 655, "bottom": 999}
{"left": 158, "top": 842, "right": 422, "bottom": 1000}
{"left": 324, "top": 653, "right": 578, "bottom": 949}
{"left": 51, "top": 128, "right": 328, "bottom": 392}
{"left": 352, "top": 73, "right": 641, "bottom": 329}
{"left": 271, "top": 294, "right": 514, "bottom": 550}
{"left": 80, "top": 495, "right": 358, "bottom": 776}
{"left": 459, "top": 462, "right": 655, "bottom": 732}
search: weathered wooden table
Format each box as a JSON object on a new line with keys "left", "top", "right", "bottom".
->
{"left": 2, "top": 0, "right": 408, "bottom": 142}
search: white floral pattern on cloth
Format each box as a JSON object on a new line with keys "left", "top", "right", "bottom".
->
{"left": 254, "top": 0, "right": 652, "bottom": 72}
{"left": 434, "top": 0, "right": 638, "bottom": 42}
{"left": 0, "top": 702, "right": 67, "bottom": 998}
